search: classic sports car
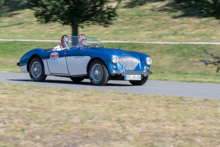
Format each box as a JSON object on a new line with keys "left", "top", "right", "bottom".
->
{"left": 17, "top": 36, "right": 152, "bottom": 86}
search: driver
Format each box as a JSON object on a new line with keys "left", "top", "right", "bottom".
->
{"left": 53, "top": 35, "right": 69, "bottom": 51}
{"left": 78, "top": 34, "right": 87, "bottom": 46}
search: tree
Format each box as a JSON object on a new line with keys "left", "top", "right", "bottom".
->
{"left": 200, "top": 50, "right": 220, "bottom": 73}
{"left": 175, "top": 0, "right": 220, "bottom": 19}
{"left": 0, "top": 0, "right": 6, "bottom": 18}
{"left": 27, "top": 0, "right": 121, "bottom": 36}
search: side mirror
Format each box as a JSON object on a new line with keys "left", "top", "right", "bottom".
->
{"left": 117, "top": 47, "right": 122, "bottom": 50}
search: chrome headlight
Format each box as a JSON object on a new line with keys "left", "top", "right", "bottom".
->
{"left": 111, "top": 55, "right": 118, "bottom": 64}
{"left": 146, "top": 57, "right": 152, "bottom": 65}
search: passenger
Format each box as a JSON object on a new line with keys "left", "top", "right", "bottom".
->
{"left": 53, "top": 35, "right": 69, "bottom": 51}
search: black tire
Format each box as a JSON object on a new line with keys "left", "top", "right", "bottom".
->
{"left": 129, "top": 76, "right": 148, "bottom": 85}
{"left": 29, "top": 57, "right": 47, "bottom": 82}
{"left": 89, "top": 59, "right": 109, "bottom": 86}
{"left": 70, "top": 77, "right": 84, "bottom": 83}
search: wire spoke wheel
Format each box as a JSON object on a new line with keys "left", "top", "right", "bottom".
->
{"left": 31, "top": 61, "right": 42, "bottom": 78}
{"left": 89, "top": 59, "right": 109, "bottom": 86}
{"left": 91, "top": 64, "right": 104, "bottom": 82}
{"left": 29, "top": 57, "right": 47, "bottom": 82}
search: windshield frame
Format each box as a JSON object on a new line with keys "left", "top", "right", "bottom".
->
{"left": 64, "top": 36, "right": 105, "bottom": 50}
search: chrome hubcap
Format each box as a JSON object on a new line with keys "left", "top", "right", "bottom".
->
{"left": 31, "top": 61, "right": 42, "bottom": 78}
{"left": 91, "top": 64, "right": 103, "bottom": 82}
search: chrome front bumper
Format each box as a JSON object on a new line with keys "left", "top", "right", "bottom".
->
{"left": 111, "top": 70, "right": 152, "bottom": 76}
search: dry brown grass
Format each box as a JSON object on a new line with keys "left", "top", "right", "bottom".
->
{"left": 0, "top": 83, "right": 220, "bottom": 146}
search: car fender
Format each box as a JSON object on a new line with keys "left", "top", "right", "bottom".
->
{"left": 19, "top": 49, "right": 49, "bottom": 74}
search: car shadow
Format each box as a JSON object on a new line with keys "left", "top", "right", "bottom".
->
{"left": 8, "top": 79, "right": 132, "bottom": 86}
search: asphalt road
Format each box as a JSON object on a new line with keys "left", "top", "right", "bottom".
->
{"left": 1, "top": 72, "right": 220, "bottom": 99}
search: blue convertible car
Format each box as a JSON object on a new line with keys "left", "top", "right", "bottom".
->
{"left": 17, "top": 36, "right": 152, "bottom": 86}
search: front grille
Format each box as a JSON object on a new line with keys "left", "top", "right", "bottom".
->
{"left": 118, "top": 56, "right": 139, "bottom": 70}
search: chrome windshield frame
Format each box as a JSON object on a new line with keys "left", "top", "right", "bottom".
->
{"left": 64, "top": 36, "right": 70, "bottom": 50}
{"left": 97, "top": 38, "right": 105, "bottom": 48}
{"left": 64, "top": 36, "right": 105, "bottom": 49}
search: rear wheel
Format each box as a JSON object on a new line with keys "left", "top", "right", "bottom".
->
{"left": 129, "top": 76, "right": 148, "bottom": 85}
{"left": 89, "top": 59, "right": 109, "bottom": 86}
{"left": 70, "top": 77, "right": 84, "bottom": 83}
{"left": 29, "top": 57, "right": 47, "bottom": 82}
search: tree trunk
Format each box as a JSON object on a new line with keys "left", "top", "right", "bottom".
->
{"left": 71, "top": 22, "right": 78, "bottom": 36}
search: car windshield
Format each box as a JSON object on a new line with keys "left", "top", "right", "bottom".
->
{"left": 64, "top": 36, "right": 105, "bottom": 49}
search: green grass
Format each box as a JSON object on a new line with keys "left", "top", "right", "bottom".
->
{"left": 0, "top": 1, "right": 220, "bottom": 41}
{"left": 1, "top": 41, "right": 220, "bottom": 83}
{"left": 0, "top": 83, "right": 220, "bottom": 146}
{"left": 0, "top": 41, "right": 58, "bottom": 72}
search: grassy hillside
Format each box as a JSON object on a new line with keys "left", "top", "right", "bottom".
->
{"left": 1, "top": 0, "right": 220, "bottom": 83}
{"left": 0, "top": 0, "right": 220, "bottom": 41}
{"left": 1, "top": 41, "right": 220, "bottom": 83}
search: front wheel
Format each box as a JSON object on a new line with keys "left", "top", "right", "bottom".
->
{"left": 89, "top": 59, "right": 109, "bottom": 86}
{"left": 129, "top": 76, "right": 148, "bottom": 85}
{"left": 29, "top": 57, "right": 47, "bottom": 82}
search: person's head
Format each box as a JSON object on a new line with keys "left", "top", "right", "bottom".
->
{"left": 78, "top": 34, "right": 86, "bottom": 45}
{"left": 61, "top": 35, "right": 69, "bottom": 48}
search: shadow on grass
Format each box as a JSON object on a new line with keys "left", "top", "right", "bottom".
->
{"left": 156, "top": 1, "right": 205, "bottom": 18}
{"left": 123, "top": 0, "right": 166, "bottom": 8}
{"left": 123, "top": 0, "right": 204, "bottom": 18}
{"left": 3, "top": 0, "right": 28, "bottom": 17}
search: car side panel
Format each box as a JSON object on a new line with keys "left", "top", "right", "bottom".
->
{"left": 46, "top": 57, "right": 69, "bottom": 75}
{"left": 45, "top": 50, "right": 69, "bottom": 75}
{"left": 65, "top": 49, "right": 91, "bottom": 76}
{"left": 66, "top": 56, "right": 91, "bottom": 75}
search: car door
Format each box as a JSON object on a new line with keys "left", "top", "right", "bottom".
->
{"left": 65, "top": 48, "right": 91, "bottom": 76}
{"left": 46, "top": 50, "right": 69, "bottom": 75}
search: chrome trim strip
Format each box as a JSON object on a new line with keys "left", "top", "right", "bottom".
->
{"left": 111, "top": 67, "right": 152, "bottom": 77}
{"left": 98, "top": 38, "right": 105, "bottom": 48}
{"left": 64, "top": 36, "right": 69, "bottom": 50}
{"left": 70, "top": 74, "right": 87, "bottom": 77}
{"left": 51, "top": 74, "right": 87, "bottom": 78}
{"left": 112, "top": 70, "right": 147, "bottom": 75}
{"left": 50, "top": 73, "right": 70, "bottom": 76}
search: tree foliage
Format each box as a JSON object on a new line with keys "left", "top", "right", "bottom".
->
{"left": 27, "top": 0, "right": 121, "bottom": 36}
{"left": 0, "top": 0, "right": 7, "bottom": 18}
{"left": 175, "top": 0, "right": 220, "bottom": 19}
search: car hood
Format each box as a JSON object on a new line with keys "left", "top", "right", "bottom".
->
{"left": 89, "top": 48, "right": 139, "bottom": 59}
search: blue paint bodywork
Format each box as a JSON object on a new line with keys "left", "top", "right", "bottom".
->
{"left": 19, "top": 46, "right": 151, "bottom": 77}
